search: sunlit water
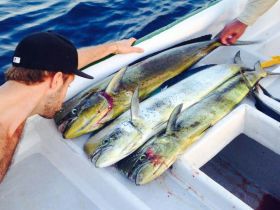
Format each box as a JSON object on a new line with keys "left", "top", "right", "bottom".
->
{"left": 0, "top": 0, "right": 216, "bottom": 85}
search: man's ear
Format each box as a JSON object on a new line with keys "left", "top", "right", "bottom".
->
{"left": 49, "top": 72, "right": 64, "bottom": 91}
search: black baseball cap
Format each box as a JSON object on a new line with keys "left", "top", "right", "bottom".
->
{"left": 12, "top": 31, "right": 93, "bottom": 79}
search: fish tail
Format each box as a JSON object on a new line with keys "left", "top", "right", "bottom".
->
{"left": 257, "top": 83, "right": 280, "bottom": 102}
{"left": 254, "top": 61, "right": 267, "bottom": 78}
{"left": 213, "top": 30, "right": 260, "bottom": 45}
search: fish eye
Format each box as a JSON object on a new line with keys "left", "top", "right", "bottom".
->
{"left": 103, "top": 138, "right": 109, "bottom": 145}
{"left": 71, "top": 108, "right": 78, "bottom": 115}
{"left": 139, "top": 154, "right": 146, "bottom": 161}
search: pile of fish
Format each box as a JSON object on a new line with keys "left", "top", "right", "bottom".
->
{"left": 55, "top": 34, "right": 278, "bottom": 185}
{"left": 84, "top": 56, "right": 269, "bottom": 185}
{"left": 116, "top": 63, "right": 267, "bottom": 185}
{"left": 85, "top": 56, "right": 243, "bottom": 167}
{"left": 55, "top": 35, "right": 226, "bottom": 139}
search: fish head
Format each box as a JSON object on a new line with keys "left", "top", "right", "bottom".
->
{"left": 94, "top": 120, "right": 144, "bottom": 167}
{"left": 117, "top": 134, "right": 178, "bottom": 185}
{"left": 62, "top": 91, "right": 114, "bottom": 139}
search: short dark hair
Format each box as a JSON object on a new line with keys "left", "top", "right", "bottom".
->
{"left": 5, "top": 66, "right": 72, "bottom": 85}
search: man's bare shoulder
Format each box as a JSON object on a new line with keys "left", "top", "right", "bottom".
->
{"left": 0, "top": 120, "right": 7, "bottom": 140}
{"left": 0, "top": 123, "right": 24, "bottom": 157}
{"left": 1, "top": 121, "right": 24, "bottom": 136}
{"left": 0, "top": 83, "right": 13, "bottom": 110}
{"left": 0, "top": 82, "right": 27, "bottom": 138}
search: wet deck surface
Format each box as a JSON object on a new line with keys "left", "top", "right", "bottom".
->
{"left": 201, "top": 134, "right": 280, "bottom": 209}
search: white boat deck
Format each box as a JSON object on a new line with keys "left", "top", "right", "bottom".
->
{"left": 1, "top": 0, "right": 279, "bottom": 209}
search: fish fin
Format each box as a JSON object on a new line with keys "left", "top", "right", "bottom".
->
{"left": 159, "top": 35, "right": 212, "bottom": 52}
{"left": 233, "top": 51, "right": 243, "bottom": 65}
{"left": 267, "top": 72, "right": 280, "bottom": 76}
{"left": 233, "top": 51, "right": 255, "bottom": 72}
{"left": 152, "top": 121, "right": 168, "bottom": 135}
{"left": 174, "top": 34, "right": 212, "bottom": 46}
{"left": 254, "top": 61, "right": 267, "bottom": 78}
{"left": 258, "top": 84, "right": 280, "bottom": 102}
{"left": 213, "top": 29, "right": 260, "bottom": 45}
{"left": 189, "top": 64, "right": 217, "bottom": 73}
{"left": 240, "top": 62, "right": 266, "bottom": 91}
{"left": 129, "top": 35, "right": 212, "bottom": 66}
{"left": 252, "top": 82, "right": 261, "bottom": 98}
{"left": 166, "top": 104, "right": 183, "bottom": 135}
{"left": 239, "top": 67, "right": 253, "bottom": 90}
{"left": 131, "top": 86, "right": 140, "bottom": 122}
{"left": 254, "top": 91, "right": 280, "bottom": 122}
{"left": 105, "top": 66, "right": 127, "bottom": 94}
{"left": 233, "top": 40, "right": 260, "bottom": 45}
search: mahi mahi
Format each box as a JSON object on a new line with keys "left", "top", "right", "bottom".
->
{"left": 56, "top": 37, "right": 227, "bottom": 139}
{"left": 116, "top": 63, "right": 267, "bottom": 185}
{"left": 85, "top": 52, "right": 245, "bottom": 167}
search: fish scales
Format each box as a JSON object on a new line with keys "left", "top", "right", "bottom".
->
{"left": 116, "top": 70, "right": 266, "bottom": 185}
{"left": 85, "top": 63, "right": 242, "bottom": 167}
{"left": 56, "top": 39, "right": 222, "bottom": 138}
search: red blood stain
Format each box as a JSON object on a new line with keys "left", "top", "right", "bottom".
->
{"left": 256, "top": 194, "right": 280, "bottom": 210}
{"left": 96, "top": 91, "right": 114, "bottom": 125}
{"left": 145, "top": 148, "right": 163, "bottom": 166}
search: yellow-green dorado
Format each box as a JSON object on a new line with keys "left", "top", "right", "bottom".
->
{"left": 116, "top": 62, "right": 267, "bottom": 185}
{"left": 85, "top": 52, "right": 245, "bottom": 167}
{"left": 55, "top": 36, "right": 255, "bottom": 139}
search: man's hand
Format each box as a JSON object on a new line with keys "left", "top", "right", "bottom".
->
{"left": 220, "top": 19, "right": 248, "bottom": 45}
{"left": 113, "top": 38, "right": 144, "bottom": 54}
{"left": 78, "top": 38, "right": 144, "bottom": 69}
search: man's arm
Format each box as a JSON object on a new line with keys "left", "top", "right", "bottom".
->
{"left": 238, "top": 0, "right": 277, "bottom": 26}
{"left": 77, "top": 38, "right": 144, "bottom": 69}
{"left": 220, "top": 0, "right": 277, "bottom": 45}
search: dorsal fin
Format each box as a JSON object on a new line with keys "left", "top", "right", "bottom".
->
{"left": 129, "top": 35, "right": 212, "bottom": 66}
{"left": 234, "top": 51, "right": 243, "bottom": 65}
{"left": 130, "top": 86, "right": 140, "bottom": 123}
{"left": 166, "top": 104, "right": 183, "bottom": 135}
{"left": 254, "top": 61, "right": 262, "bottom": 72}
{"left": 105, "top": 66, "right": 127, "bottom": 94}
{"left": 254, "top": 61, "right": 267, "bottom": 78}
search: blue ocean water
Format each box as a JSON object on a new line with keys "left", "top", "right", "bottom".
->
{"left": 0, "top": 0, "right": 215, "bottom": 85}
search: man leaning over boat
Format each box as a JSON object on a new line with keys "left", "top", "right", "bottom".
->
{"left": 220, "top": 0, "right": 277, "bottom": 45}
{"left": 0, "top": 31, "right": 143, "bottom": 183}
{"left": 0, "top": 0, "right": 278, "bottom": 184}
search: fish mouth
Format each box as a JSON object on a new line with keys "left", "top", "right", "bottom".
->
{"left": 134, "top": 155, "right": 174, "bottom": 185}
{"left": 128, "top": 161, "right": 150, "bottom": 184}
{"left": 95, "top": 134, "right": 144, "bottom": 168}
{"left": 64, "top": 92, "right": 114, "bottom": 138}
{"left": 95, "top": 147, "right": 120, "bottom": 168}
{"left": 58, "top": 117, "right": 77, "bottom": 136}
{"left": 94, "top": 123, "right": 144, "bottom": 167}
{"left": 135, "top": 163, "right": 161, "bottom": 185}
{"left": 90, "top": 145, "right": 114, "bottom": 167}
